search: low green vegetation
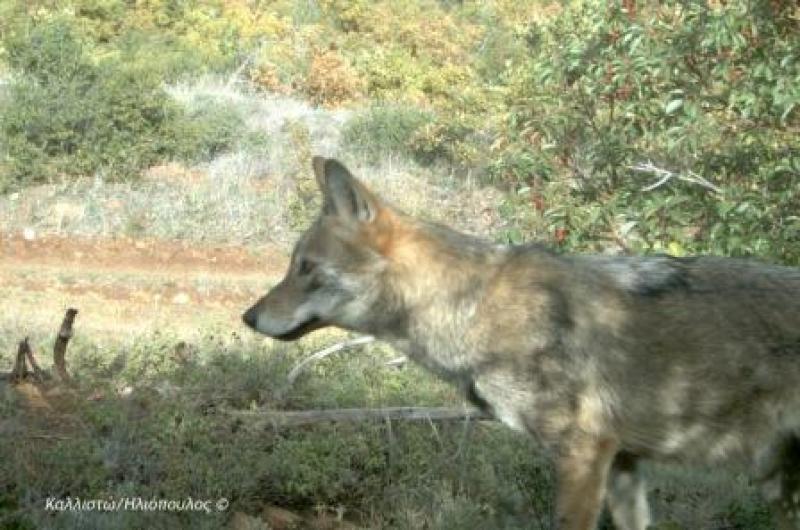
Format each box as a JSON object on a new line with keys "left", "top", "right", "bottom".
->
{"left": 0, "top": 330, "right": 552, "bottom": 529}
{"left": 0, "top": 329, "right": 772, "bottom": 529}
{"left": 0, "top": 18, "right": 248, "bottom": 192}
{"left": 342, "top": 105, "right": 434, "bottom": 163}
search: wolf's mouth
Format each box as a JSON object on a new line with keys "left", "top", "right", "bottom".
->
{"left": 272, "top": 317, "right": 325, "bottom": 341}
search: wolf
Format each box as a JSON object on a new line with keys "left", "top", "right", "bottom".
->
{"left": 243, "top": 156, "right": 800, "bottom": 530}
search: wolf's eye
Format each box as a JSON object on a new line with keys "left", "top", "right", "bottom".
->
{"left": 298, "top": 259, "right": 315, "bottom": 276}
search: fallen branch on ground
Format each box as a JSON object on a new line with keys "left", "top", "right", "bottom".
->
{"left": 11, "top": 338, "right": 29, "bottom": 382}
{"left": 23, "top": 338, "right": 46, "bottom": 379}
{"left": 3, "top": 308, "right": 78, "bottom": 385}
{"left": 27, "top": 433, "right": 73, "bottom": 441}
{"left": 226, "top": 406, "right": 494, "bottom": 429}
{"left": 285, "top": 335, "right": 375, "bottom": 387}
{"left": 9, "top": 338, "right": 49, "bottom": 383}
{"left": 385, "top": 356, "right": 408, "bottom": 368}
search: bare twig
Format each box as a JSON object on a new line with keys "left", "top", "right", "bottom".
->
{"left": 27, "top": 434, "right": 72, "bottom": 441}
{"left": 638, "top": 169, "right": 673, "bottom": 191}
{"left": 23, "top": 339, "right": 51, "bottom": 383}
{"left": 682, "top": 170, "right": 724, "bottom": 194}
{"left": 226, "top": 406, "right": 493, "bottom": 429}
{"left": 53, "top": 308, "right": 78, "bottom": 385}
{"left": 426, "top": 415, "right": 443, "bottom": 448}
{"left": 22, "top": 339, "right": 49, "bottom": 383}
{"left": 285, "top": 335, "right": 375, "bottom": 387}
{"left": 629, "top": 162, "right": 722, "bottom": 194}
{"left": 385, "top": 356, "right": 408, "bottom": 368}
{"left": 12, "top": 338, "right": 29, "bottom": 383}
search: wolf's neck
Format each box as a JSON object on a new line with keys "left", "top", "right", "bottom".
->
{"left": 383, "top": 219, "right": 505, "bottom": 378}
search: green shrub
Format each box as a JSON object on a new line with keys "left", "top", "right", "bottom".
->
{"left": 409, "top": 114, "right": 487, "bottom": 169}
{"left": 343, "top": 104, "right": 434, "bottom": 162}
{"left": 498, "top": 1, "right": 800, "bottom": 264}
{"left": 0, "top": 19, "right": 242, "bottom": 192}
{"left": 0, "top": 20, "right": 172, "bottom": 188}
{"left": 169, "top": 94, "right": 245, "bottom": 162}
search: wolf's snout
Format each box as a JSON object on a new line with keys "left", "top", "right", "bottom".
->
{"left": 242, "top": 306, "right": 258, "bottom": 330}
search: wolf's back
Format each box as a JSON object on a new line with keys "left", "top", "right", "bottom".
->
{"left": 570, "top": 255, "right": 800, "bottom": 459}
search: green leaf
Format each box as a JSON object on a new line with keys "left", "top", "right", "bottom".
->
{"left": 667, "top": 241, "right": 685, "bottom": 257}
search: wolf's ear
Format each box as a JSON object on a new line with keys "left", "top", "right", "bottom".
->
{"left": 314, "top": 157, "right": 380, "bottom": 223}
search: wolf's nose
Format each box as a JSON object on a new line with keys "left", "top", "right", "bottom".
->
{"left": 242, "top": 308, "right": 258, "bottom": 330}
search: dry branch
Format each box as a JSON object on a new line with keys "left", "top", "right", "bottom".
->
{"left": 12, "top": 338, "right": 29, "bottom": 382}
{"left": 7, "top": 309, "right": 78, "bottom": 384}
{"left": 227, "top": 406, "right": 493, "bottom": 429}
{"left": 23, "top": 338, "right": 50, "bottom": 382}
{"left": 629, "top": 162, "right": 722, "bottom": 194}
{"left": 53, "top": 308, "right": 78, "bottom": 385}
{"left": 9, "top": 338, "right": 47, "bottom": 382}
{"left": 385, "top": 356, "right": 408, "bottom": 368}
{"left": 27, "top": 434, "right": 72, "bottom": 441}
{"left": 285, "top": 335, "right": 375, "bottom": 387}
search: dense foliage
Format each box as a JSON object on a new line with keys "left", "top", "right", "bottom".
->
{"left": 0, "top": 15, "right": 243, "bottom": 191}
{"left": 496, "top": 1, "right": 800, "bottom": 264}
{"left": 0, "top": 1, "right": 797, "bottom": 252}
{"left": 1, "top": 20, "right": 180, "bottom": 186}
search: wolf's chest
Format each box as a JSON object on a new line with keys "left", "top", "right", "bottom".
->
{"left": 469, "top": 376, "right": 536, "bottom": 433}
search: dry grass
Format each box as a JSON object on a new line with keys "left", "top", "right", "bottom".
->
{"left": 0, "top": 77, "right": 505, "bottom": 251}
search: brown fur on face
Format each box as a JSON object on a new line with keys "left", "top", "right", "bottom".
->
{"left": 244, "top": 157, "right": 800, "bottom": 530}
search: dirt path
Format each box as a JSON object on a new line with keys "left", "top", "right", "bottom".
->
{"left": 0, "top": 232, "right": 289, "bottom": 339}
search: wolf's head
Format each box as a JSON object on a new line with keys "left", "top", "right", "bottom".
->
{"left": 243, "top": 157, "right": 401, "bottom": 340}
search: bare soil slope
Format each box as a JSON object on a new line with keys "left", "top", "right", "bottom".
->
{"left": 0, "top": 232, "right": 288, "bottom": 338}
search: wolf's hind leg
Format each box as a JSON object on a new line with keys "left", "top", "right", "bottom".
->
{"left": 760, "top": 436, "right": 800, "bottom": 529}
{"left": 606, "top": 451, "right": 651, "bottom": 530}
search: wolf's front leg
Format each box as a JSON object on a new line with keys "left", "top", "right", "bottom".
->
{"left": 762, "top": 436, "right": 800, "bottom": 530}
{"left": 554, "top": 435, "right": 619, "bottom": 530}
{"left": 606, "top": 451, "right": 651, "bottom": 530}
